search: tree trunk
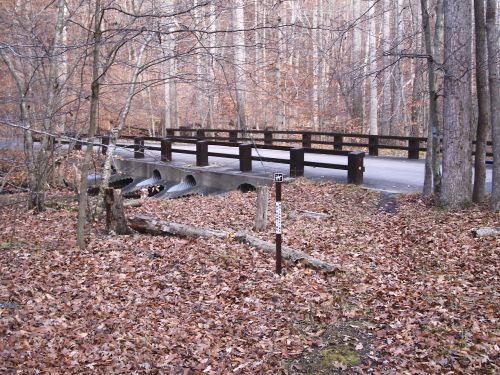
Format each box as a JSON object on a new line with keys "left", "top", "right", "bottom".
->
{"left": 232, "top": 0, "right": 247, "bottom": 129}
{"left": 368, "top": 0, "right": 378, "bottom": 135}
{"left": 105, "top": 188, "right": 132, "bottom": 235}
{"left": 275, "top": 8, "right": 284, "bottom": 130}
{"left": 351, "top": 0, "right": 363, "bottom": 124}
{"left": 421, "top": 0, "right": 440, "bottom": 197}
{"left": 486, "top": 0, "right": 500, "bottom": 211}
{"left": 380, "top": 0, "right": 393, "bottom": 136}
{"left": 254, "top": 186, "right": 269, "bottom": 232}
{"left": 77, "top": 0, "right": 102, "bottom": 249}
{"left": 472, "top": 0, "right": 491, "bottom": 203}
{"left": 440, "top": 0, "right": 472, "bottom": 209}
{"left": 432, "top": 0, "right": 444, "bottom": 195}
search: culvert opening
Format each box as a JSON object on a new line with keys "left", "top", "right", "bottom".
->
{"left": 238, "top": 183, "right": 256, "bottom": 193}
{"left": 184, "top": 175, "right": 196, "bottom": 186}
{"left": 153, "top": 169, "right": 162, "bottom": 181}
{"left": 109, "top": 177, "right": 133, "bottom": 189}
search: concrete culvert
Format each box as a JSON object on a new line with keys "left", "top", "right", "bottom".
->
{"left": 238, "top": 183, "right": 256, "bottom": 193}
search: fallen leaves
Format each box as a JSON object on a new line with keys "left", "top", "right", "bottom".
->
{"left": 0, "top": 178, "right": 498, "bottom": 373}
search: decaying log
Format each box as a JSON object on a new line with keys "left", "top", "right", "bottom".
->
{"left": 129, "top": 214, "right": 339, "bottom": 273}
{"left": 129, "top": 215, "right": 228, "bottom": 239}
{"left": 472, "top": 227, "right": 500, "bottom": 238}
{"left": 105, "top": 188, "right": 132, "bottom": 235}
{"left": 232, "top": 232, "right": 339, "bottom": 274}
{"left": 123, "top": 198, "right": 144, "bottom": 208}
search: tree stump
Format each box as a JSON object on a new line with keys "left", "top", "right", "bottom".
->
{"left": 254, "top": 186, "right": 269, "bottom": 232}
{"left": 105, "top": 188, "right": 132, "bottom": 235}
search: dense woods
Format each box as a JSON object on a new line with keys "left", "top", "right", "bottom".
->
{"left": 1, "top": 0, "right": 499, "bottom": 211}
{"left": 0, "top": 0, "right": 499, "bottom": 210}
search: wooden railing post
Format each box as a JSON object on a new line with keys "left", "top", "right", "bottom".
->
{"left": 101, "top": 135, "right": 109, "bottom": 155}
{"left": 74, "top": 138, "right": 82, "bottom": 150}
{"left": 196, "top": 140, "right": 208, "bottom": 166}
{"left": 229, "top": 130, "right": 238, "bottom": 143}
{"left": 368, "top": 136, "right": 379, "bottom": 156}
{"left": 290, "top": 147, "right": 305, "bottom": 178}
{"left": 264, "top": 130, "right": 273, "bottom": 145}
{"left": 48, "top": 135, "right": 56, "bottom": 152}
{"left": 408, "top": 139, "right": 420, "bottom": 159}
{"left": 333, "top": 135, "right": 343, "bottom": 150}
{"left": 239, "top": 143, "right": 252, "bottom": 171}
{"left": 161, "top": 138, "right": 172, "bottom": 162}
{"left": 196, "top": 129, "right": 205, "bottom": 140}
{"left": 134, "top": 137, "right": 144, "bottom": 159}
{"left": 302, "top": 133, "right": 312, "bottom": 148}
{"left": 347, "top": 151, "right": 364, "bottom": 185}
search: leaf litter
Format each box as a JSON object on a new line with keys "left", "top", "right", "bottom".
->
{"left": 1, "top": 178, "right": 498, "bottom": 373}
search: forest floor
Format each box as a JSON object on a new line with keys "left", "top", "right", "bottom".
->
{"left": 0, "top": 151, "right": 499, "bottom": 373}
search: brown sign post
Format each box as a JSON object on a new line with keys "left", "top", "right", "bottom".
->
{"left": 274, "top": 173, "right": 283, "bottom": 275}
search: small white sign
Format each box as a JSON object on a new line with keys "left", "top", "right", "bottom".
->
{"left": 275, "top": 202, "right": 282, "bottom": 234}
{"left": 274, "top": 173, "right": 283, "bottom": 183}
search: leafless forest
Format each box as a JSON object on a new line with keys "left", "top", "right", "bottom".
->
{"left": 1, "top": 0, "right": 499, "bottom": 210}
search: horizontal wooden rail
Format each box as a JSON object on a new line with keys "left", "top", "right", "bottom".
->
{"left": 118, "top": 137, "right": 365, "bottom": 185}
{"left": 151, "top": 128, "right": 493, "bottom": 161}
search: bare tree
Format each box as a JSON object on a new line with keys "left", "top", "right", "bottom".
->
{"left": 421, "top": 0, "right": 443, "bottom": 197}
{"left": 0, "top": 0, "right": 68, "bottom": 211}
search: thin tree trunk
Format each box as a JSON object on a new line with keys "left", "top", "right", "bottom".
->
{"left": 77, "top": 0, "right": 102, "bottom": 249}
{"left": 473, "top": 0, "right": 491, "bottom": 203}
{"left": 207, "top": 1, "right": 216, "bottom": 128}
{"left": 368, "top": 0, "right": 378, "bottom": 135}
{"left": 96, "top": 34, "right": 152, "bottom": 215}
{"left": 232, "top": 0, "right": 247, "bottom": 129}
{"left": 351, "top": 0, "right": 363, "bottom": 124}
{"left": 486, "top": 0, "right": 500, "bottom": 211}
{"left": 275, "top": 8, "right": 284, "bottom": 130}
{"left": 421, "top": 0, "right": 440, "bottom": 197}
{"left": 440, "top": 0, "right": 473, "bottom": 208}
{"left": 380, "top": 0, "right": 392, "bottom": 136}
{"left": 432, "top": 0, "right": 444, "bottom": 195}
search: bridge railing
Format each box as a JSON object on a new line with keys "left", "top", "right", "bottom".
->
{"left": 147, "top": 128, "right": 493, "bottom": 161}
{"left": 111, "top": 136, "right": 365, "bottom": 185}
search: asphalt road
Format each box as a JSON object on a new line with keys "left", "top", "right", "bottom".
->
{"left": 114, "top": 142, "right": 493, "bottom": 194}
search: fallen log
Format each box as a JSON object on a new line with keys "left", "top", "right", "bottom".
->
{"left": 129, "top": 214, "right": 229, "bottom": 240}
{"left": 123, "top": 198, "right": 144, "bottom": 208}
{"left": 472, "top": 227, "right": 500, "bottom": 238}
{"left": 128, "top": 214, "right": 339, "bottom": 274}
{"left": 232, "top": 232, "right": 339, "bottom": 274}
